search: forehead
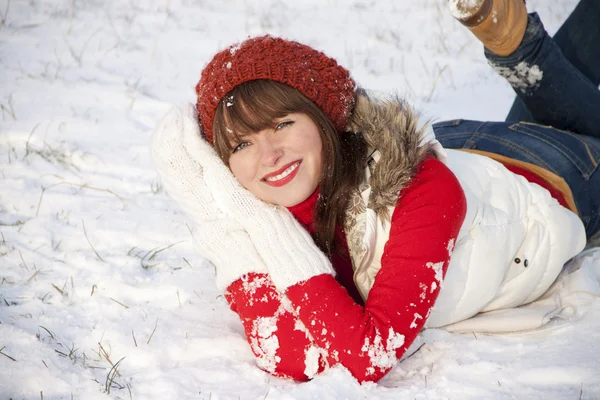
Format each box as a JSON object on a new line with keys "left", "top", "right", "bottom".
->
{"left": 226, "top": 115, "right": 294, "bottom": 142}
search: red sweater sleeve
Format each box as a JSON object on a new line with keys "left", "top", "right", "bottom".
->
{"left": 285, "top": 157, "right": 466, "bottom": 382}
{"left": 224, "top": 273, "right": 326, "bottom": 380}
{"left": 225, "top": 157, "right": 466, "bottom": 382}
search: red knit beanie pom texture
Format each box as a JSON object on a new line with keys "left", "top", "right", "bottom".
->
{"left": 195, "top": 35, "right": 356, "bottom": 143}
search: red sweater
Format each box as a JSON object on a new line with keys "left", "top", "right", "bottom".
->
{"left": 224, "top": 157, "right": 467, "bottom": 382}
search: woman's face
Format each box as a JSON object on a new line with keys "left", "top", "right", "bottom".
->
{"left": 228, "top": 113, "right": 323, "bottom": 207}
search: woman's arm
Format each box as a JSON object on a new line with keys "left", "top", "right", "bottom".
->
{"left": 282, "top": 157, "right": 466, "bottom": 382}
{"left": 223, "top": 157, "right": 466, "bottom": 382}
{"left": 224, "top": 272, "right": 326, "bottom": 380}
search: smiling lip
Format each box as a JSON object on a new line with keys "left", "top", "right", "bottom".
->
{"left": 262, "top": 160, "right": 302, "bottom": 187}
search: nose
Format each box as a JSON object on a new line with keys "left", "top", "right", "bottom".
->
{"left": 258, "top": 135, "right": 284, "bottom": 166}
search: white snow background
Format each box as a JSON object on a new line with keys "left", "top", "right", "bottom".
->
{"left": 1, "top": 0, "right": 599, "bottom": 399}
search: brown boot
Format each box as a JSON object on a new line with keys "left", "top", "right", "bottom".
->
{"left": 449, "top": 0, "right": 528, "bottom": 56}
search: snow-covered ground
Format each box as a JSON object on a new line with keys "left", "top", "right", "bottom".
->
{"left": 1, "top": 0, "right": 599, "bottom": 399}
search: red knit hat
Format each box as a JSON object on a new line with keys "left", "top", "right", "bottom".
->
{"left": 195, "top": 35, "right": 356, "bottom": 143}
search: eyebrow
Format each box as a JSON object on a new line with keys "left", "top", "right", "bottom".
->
{"left": 226, "top": 131, "right": 249, "bottom": 148}
{"left": 231, "top": 132, "right": 251, "bottom": 142}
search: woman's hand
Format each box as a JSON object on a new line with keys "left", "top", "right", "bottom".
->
{"left": 190, "top": 128, "right": 335, "bottom": 291}
{"left": 151, "top": 105, "right": 268, "bottom": 289}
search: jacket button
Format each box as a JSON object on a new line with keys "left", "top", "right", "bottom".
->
{"left": 524, "top": 259, "right": 529, "bottom": 267}
{"left": 514, "top": 258, "right": 521, "bottom": 264}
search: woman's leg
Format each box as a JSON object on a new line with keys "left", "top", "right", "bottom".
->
{"left": 432, "top": 119, "right": 600, "bottom": 238}
{"left": 507, "top": 0, "right": 600, "bottom": 122}
{"left": 553, "top": 0, "right": 600, "bottom": 86}
{"left": 486, "top": 12, "right": 600, "bottom": 137}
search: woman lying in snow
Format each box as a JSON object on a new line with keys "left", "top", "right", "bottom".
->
{"left": 151, "top": 0, "right": 600, "bottom": 382}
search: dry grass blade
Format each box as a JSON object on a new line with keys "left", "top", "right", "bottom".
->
{"left": 0, "top": 346, "right": 17, "bottom": 361}
{"left": 18, "top": 250, "right": 29, "bottom": 270}
{"left": 146, "top": 242, "right": 181, "bottom": 260}
{"left": 51, "top": 283, "right": 65, "bottom": 296}
{"left": 26, "top": 269, "right": 43, "bottom": 283}
{"left": 109, "top": 297, "right": 129, "bottom": 309}
{"left": 0, "top": 103, "right": 16, "bottom": 120}
{"left": 98, "top": 342, "right": 121, "bottom": 378}
{"left": 35, "top": 187, "right": 47, "bottom": 217}
{"left": 36, "top": 182, "right": 126, "bottom": 217}
{"left": 24, "top": 123, "right": 40, "bottom": 159}
{"left": 0, "top": 0, "right": 11, "bottom": 26}
{"left": 105, "top": 357, "right": 126, "bottom": 394}
{"left": 147, "top": 318, "right": 159, "bottom": 344}
{"left": 38, "top": 325, "right": 56, "bottom": 339}
{"left": 128, "top": 241, "right": 182, "bottom": 270}
{"left": 0, "top": 219, "right": 27, "bottom": 227}
{"left": 55, "top": 349, "right": 68, "bottom": 357}
{"left": 82, "top": 219, "right": 104, "bottom": 263}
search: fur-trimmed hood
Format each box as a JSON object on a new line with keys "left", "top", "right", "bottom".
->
{"left": 345, "top": 89, "right": 435, "bottom": 220}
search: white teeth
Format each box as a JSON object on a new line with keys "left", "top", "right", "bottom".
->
{"left": 265, "top": 162, "right": 300, "bottom": 182}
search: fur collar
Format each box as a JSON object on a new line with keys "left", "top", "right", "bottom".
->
{"left": 345, "top": 89, "right": 435, "bottom": 221}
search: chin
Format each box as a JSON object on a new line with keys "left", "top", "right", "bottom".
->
{"left": 269, "top": 196, "right": 302, "bottom": 208}
{"left": 259, "top": 190, "right": 311, "bottom": 208}
{"left": 254, "top": 178, "right": 318, "bottom": 207}
{"left": 280, "top": 197, "right": 305, "bottom": 207}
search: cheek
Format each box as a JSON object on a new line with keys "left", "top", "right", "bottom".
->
{"left": 302, "top": 131, "right": 323, "bottom": 169}
{"left": 229, "top": 156, "right": 255, "bottom": 189}
{"left": 315, "top": 145, "right": 323, "bottom": 170}
{"left": 314, "top": 146, "right": 323, "bottom": 180}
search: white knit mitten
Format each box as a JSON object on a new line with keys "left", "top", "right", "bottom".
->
{"left": 151, "top": 105, "right": 268, "bottom": 290}
{"left": 176, "top": 109, "right": 335, "bottom": 291}
{"left": 190, "top": 219, "right": 267, "bottom": 290}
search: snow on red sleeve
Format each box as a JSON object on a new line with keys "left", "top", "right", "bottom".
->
{"left": 224, "top": 272, "right": 326, "bottom": 381}
{"left": 285, "top": 157, "right": 467, "bottom": 382}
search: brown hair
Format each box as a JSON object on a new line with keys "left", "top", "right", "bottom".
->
{"left": 211, "top": 80, "right": 367, "bottom": 256}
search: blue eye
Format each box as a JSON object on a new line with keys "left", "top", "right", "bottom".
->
{"left": 275, "top": 120, "right": 293, "bottom": 130}
{"left": 232, "top": 141, "right": 249, "bottom": 153}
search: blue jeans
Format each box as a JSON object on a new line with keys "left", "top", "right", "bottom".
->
{"left": 434, "top": 5, "right": 600, "bottom": 238}
{"left": 433, "top": 120, "right": 600, "bottom": 238}
{"left": 506, "top": 1, "right": 600, "bottom": 127}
